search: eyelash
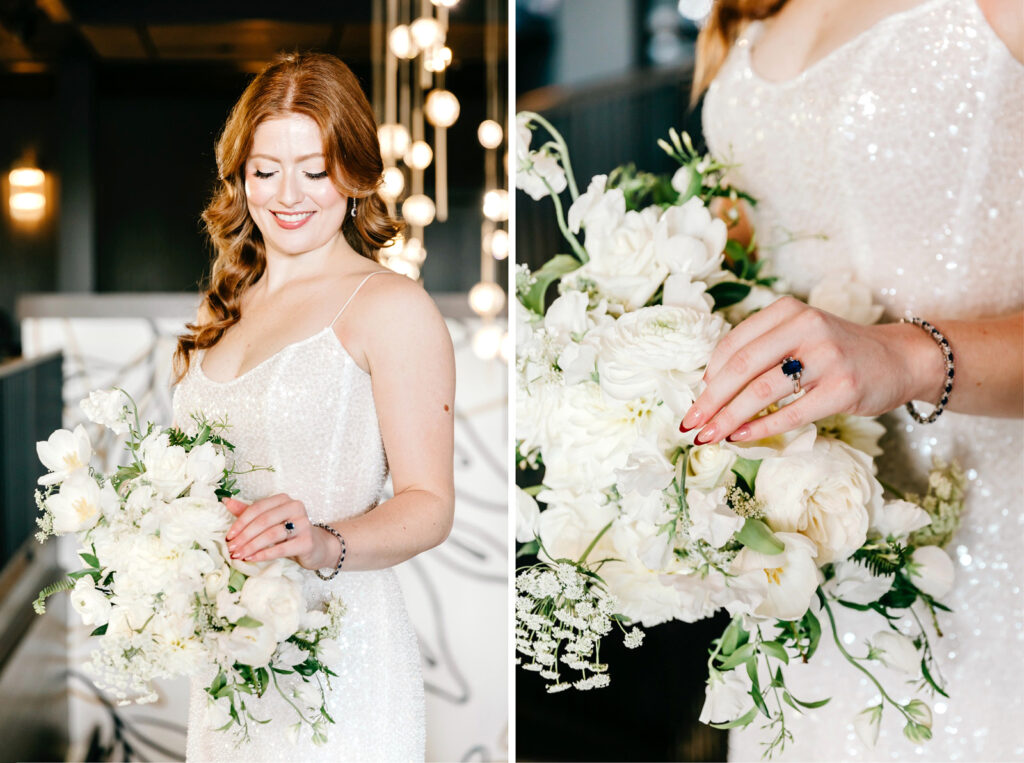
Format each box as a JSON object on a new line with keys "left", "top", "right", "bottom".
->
{"left": 253, "top": 170, "right": 329, "bottom": 180}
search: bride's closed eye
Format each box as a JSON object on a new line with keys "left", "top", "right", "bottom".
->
{"left": 252, "top": 169, "right": 329, "bottom": 180}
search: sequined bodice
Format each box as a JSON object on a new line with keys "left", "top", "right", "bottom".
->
{"left": 703, "top": 0, "right": 1024, "bottom": 316}
{"left": 704, "top": 2, "right": 1024, "bottom": 760}
{"left": 173, "top": 327, "right": 388, "bottom": 524}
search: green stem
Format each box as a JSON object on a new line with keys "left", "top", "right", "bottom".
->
{"left": 520, "top": 111, "right": 580, "bottom": 200}
{"left": 578, "top": 520, "right": 613, "bottom": 566}
{"left": 270, "top": 667, "right": 313, "bottom": 727}
{"left": 820, "top": 595, "right": 915, "bottom": 723}
{"left": 539, "top": 174, "right": 589, "bottom": 263}
{"left": 877, "top": 478, "right": 907, "bottom": 500}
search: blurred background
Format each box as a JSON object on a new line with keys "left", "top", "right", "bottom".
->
{"left": 0, "top": 0, "right": 507, "bottom": 761}
{"left": 514, "top": 1, "right": 729, "bottom": 761}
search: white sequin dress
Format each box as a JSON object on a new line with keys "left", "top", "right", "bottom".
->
{"left": 173, "top": 272, "right": 426, "bottom": 762}
{"left": 703, "top": 0, "right": 1024, "bottom": 759}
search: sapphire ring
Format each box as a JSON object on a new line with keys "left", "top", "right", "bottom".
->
{"left": 781, "top": 356, "right": 803, "bottom": 395}
{"left": 284, "top": 520, "right": 296, "bottom": 537}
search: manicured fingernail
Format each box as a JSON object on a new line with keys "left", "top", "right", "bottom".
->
{"left": 694, "top": 425, "right": 717, "bottom": 445}
{"left": 682, "top": 408, "right": 703, "bottom": 430}
{"left": 728, "top": 426, "right": 751, "bottom": 442}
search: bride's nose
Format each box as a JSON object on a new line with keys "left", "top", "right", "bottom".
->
{"left": 276, "top": 169, "right": 303, "bottom": 206}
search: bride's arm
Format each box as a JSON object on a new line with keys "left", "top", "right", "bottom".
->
{"left": 680, "top": 299, "right": 1024, "bottom": 446}
{"left": 225, "top": 275, "right": 456, "bottom": 571}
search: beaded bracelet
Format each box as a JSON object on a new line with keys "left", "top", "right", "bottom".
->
{"left": 313, "top": 522, "right": 347, "bottom": 580}
{"left": 900, "top": 316, "right": 955, "bottom": 424}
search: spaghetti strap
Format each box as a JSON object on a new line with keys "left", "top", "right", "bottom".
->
{"left": 327, "top": 270, "right": 391, "bottom": 327}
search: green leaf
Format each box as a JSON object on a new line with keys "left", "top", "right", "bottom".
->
{"left": 736, "top": 518, "right": 784, "bottom": 555}
{"left": 760, "top": 640, "right": 790, "bottom": 664}
{"left": 522, "top": 255, "right": 581, "bottom": 315}
{"left": 718, "top": 643, "right": 755, "bottom": 671}
{"left": 751, "top": 686, "right": 771, "bottom": 718}
{"left": 720, "top": 617, "right": 746, "bottom": 656}
{"left": 209, "top": 672, "right": 227, "bottom": 695}
{"left": 235, "top": 615, "right": 263, "bottom": 629}
{"left": 90, "top": 624, "right": 108, "bottom": 637}
{"left": 294, "top": 657, "right": 319, "bottom": 677}
{"left": 731, "top": 457, "right": 762, "bottom": 493}
{"left": 80, "top": 552, "right": 100, "bottom": 568}
{"left": 707, "top": 282, "right": 752, "bottom": 310}
{"left": 270, "top": 666, "right": 293, "bottom": 675}
{"left": 228, "top": 569, "right": 247, "bottom": 594}
{"left": 709, "top": 706, "right": 758, "bottom": 730}
{"left": 787, "top": 693, "right": 831, "bottom": 709}
{"left": 516, "top": 540, "right": 540, "bottom": 558}
{"left": 921, "top": 657, "right": 950, "bottom": 698}
{"left": 321, "top": 707, "right": 336, "bottom": 724}
{"left": 802, "top": 608, "right": 823, "bottom": 660}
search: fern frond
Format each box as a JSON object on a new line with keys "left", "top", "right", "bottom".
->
{"left": 33, "top": 576, "right": 76, "bottom": 614}
{"left": 851, "top": 539, "right": 908, "bottom": 577}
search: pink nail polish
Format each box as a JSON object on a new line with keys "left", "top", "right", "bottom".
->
{"left": 682, "top": 409, "right": 703, "bottom": 431}
{"left": 728, "top": 426, "right": 751, "bottom": 442}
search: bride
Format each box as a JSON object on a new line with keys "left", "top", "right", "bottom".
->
{"left": 171, "top": 52, "right": 455, "bottom": 761}
{"left": 693, "top": 0, "right": 1022, "bottom": 759}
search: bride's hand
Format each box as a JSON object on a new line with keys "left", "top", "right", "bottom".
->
{"left": 679, "top": 297, "right": 946, "bottom": 444}
{"left": 223, "top": 494, "right": 338, "bottom": 570}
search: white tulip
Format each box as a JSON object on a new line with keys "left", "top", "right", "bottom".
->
{"left": 46, "top": 472, "right": 116, "bottom": 534}
{"left": 36, "top": 424, "right": 92, "bottom": 485}
{"left": 731, "top": 532, "right": 821, "bottom": 621}
{"left": 908, "top": 545, "right": 955, "bottom": 599}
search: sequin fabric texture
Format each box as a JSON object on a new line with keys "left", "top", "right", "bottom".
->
{"left": 703, "top": 0, "right": 1024, "bottom": 759}
{"left": 173, "top": 322, "right": 425, "bottom": 761}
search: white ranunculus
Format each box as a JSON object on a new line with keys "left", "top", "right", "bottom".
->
{"left": 516, "top": 487, "right": 540, "bottom": 543}
{"left": 687, "top": 486, "right": 744, "bottom": 548}
{"left": 731, "top": 532, "right": 821, "bottom": 621}
{"left": 872, "top": 630, "right": 920, "bottom": 674}
{"left": 70, "top": 575, "right": 111, "bottom": 627}
{"left": 186, "top": 441, "right": 226, "bottom": 487}
{"left": 79, "top": 388, "right": 130, "bottom": 435}
{"left": 654, "top": 197, "right": 727, "bottom": 281}
{"left": 826, "top": 559, "right": 893, "bottom": 605}
{"left": 46, "top": 472, "right": 117, "bottom": 534}
{"left": 596, "top": 305, "right": 727, "bottom": 412}
{"left": 662, "top": 274, "right": 714, "bottom": 313}
{"left": 239, "top": 565, "right": 306, "bottom": 642}
{"left": 756, "top": 437, "right": 881, "bottom": 564}
{"left": 808, "top": 272, "right": 884, "bottom": 325}
{"left": 566, "top": 205, "right": 664, "bottom": 311}
{"left": 908, "top": 546, "right": 955, "bottom": 599}
{"left": 686, "top": 443, "right": 737, "bottom": 491}
{"left": 518, "top": 151, "right": 568, "bottom": 201}
{"left": 36, "top": 425, "right": 92, "bottom": 485}
{"left": 204, "top": 565, "right": 233, "bottom": 599}
{"left": 816, "top": 413, "right": 887, "bottom": 458}
{"left": 699, "top": 668, "right": 752, "bottom": 724}
{"left": 140, "top": 432, "right": 189, "bottom": 500}
{"left": 871, "top": 499, "right": 932, "bottom": 541}
{"left": 219, "top": 623, "right": 278, "bottom": 668}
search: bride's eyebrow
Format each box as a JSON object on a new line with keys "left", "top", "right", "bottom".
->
{"left": 248, "top": 153, "right": 325, "bottom": 162}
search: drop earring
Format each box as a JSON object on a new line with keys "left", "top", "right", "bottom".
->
{"left": 350, "top": 199, "right": 358, "bottom": 218}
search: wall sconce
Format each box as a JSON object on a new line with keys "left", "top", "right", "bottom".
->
{"left": 9, "top": 166, "right": 46, "bottom": 223}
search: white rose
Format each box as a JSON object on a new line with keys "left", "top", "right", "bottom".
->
{"left": 756, "top": 438, "right": 880, "bottom": 564}
{"left": 816, "top": 413, "right": 886, "bottom": 458}
{"left": 566, "top": 206, "right": 664, "bottom": 311}
{"left": 70, "top": 575, "right": 111, "bottom": 627}
{"left": 46, "top": 473, "right": 117, "bottom": 534}
{"left": 239, "top": 567, "right": 306, "bottom": 642}
{"left": 654, "top": 197, "right": 727, "bottom": 281}
{"left": 204, "top": 566, "right": 233, "bottom": 599}
{"left": 516, "top": 487, "right": 540, "bottom": 543}
{"left": 699, "top": 668, "right": 752, "bottom": 724}
{"left": 219, "top": 623, "right": 277, "bottom": 668}
{"left": 908, "top": 546, "right": 955, "bottom": 599}
{"left": 686, "top": 443, "right": 737, "bottom": 491}
{"left": 826, "top": 559, "right": 893, "bottom": 605}
{"left": 186, "top": 441, "right": 226, "bottom": 487}
{"left": 596, "top": 305, "right": 728, "bottom": 414}
{"left": 808, "top": 272, "right": 884, "bottom": 325}
{"left": 36, "top": 424, "right": 92, "bottom": 485}
{"left": 687, "top": 487, "right": 744, "bottom": 548}
{"left": 517, "top": 150, "right": 568, "bottom": 201}
{"left": 140, "top": 433, "right": 189, "bottom": 500}
{"left": 79, "top": 388, "right": 130, "bottom": 435}
{"left": 871, "top": 499, "right": 931, "bottom": 541}
{"left": 872, "top": 630, "right": 920, "bottom": 674}
{"left": 731, "top": 532, "right": 821, "bottom": 621}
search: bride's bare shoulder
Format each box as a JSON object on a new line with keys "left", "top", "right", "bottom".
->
{"left": 977, "top": 0, "right": 1024, "bottom": 63}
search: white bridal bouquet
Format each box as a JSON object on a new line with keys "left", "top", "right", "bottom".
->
{"left": 33, "top": 388, "right": 345, "bottom": 745}
{"left": 514, "top": 112, "right": 965, "bottom": 756}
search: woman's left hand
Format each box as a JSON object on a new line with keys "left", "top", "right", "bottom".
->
{"left": 223, "top": 494, "right": 333, "bottom": 569}
{"left": 679, "top": 296, "right": 945, "bottom": 444}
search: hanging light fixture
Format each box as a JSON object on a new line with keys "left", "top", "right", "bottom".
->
{"left": 402, "top": 194, "right": 436, "bottom": 227}
{"left": 423, "top": 46, "right": 453, "bottom": 72}
{"left": 9, "top": 165, "right": 46, "bottom": 223}
{"left": 379, "top": 166, "right": 406, "bottom": 201}
{"left": 388, "top": 24, "right": 418, "bottom": 59}
{"left": 468, "top": 281, "right": 506, "bottom": 317}
{"left": 477, "top": 119, "right": 504, "bottom": 150}
{"left": 404, "top": 140, "right": 434, "bottom": 170}
{"left": 424, "top": 89, "right": 460, "bottom": 128}
{"left": 409, "top": 17, "right": 445, "bottom": 49}
{"left": 485, "top": 228, "right": 509, "bottom": 260}
{"left": 472, "top": 324, "right": 504, "bottom": 360}
{"left": 378, "top": 123, "right": 411, "bottom": 162}
{"left": 482, "top": 189, "right": 509, "bottom": 222}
